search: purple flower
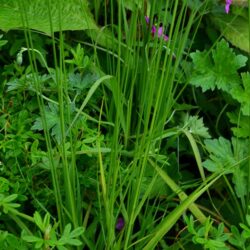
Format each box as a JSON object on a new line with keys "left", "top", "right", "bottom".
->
{"left": 157, "top": 26, "right": 169, "bottom": 41}
{"left": 145, "top": 16, "right": 169, "bottom": 41}
{"left": 151, "top": 25, "right": 156, "bottom": 34}
{"left": 225, "top": 0, "right": 232, "bottom": 14}
{"left": 157, "top": 26, "right": 163, "bottom": 37}
{"left": 115, "top": 217, "right": 125, "bottom": 231}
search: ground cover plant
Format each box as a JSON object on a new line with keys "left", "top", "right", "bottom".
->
{"left": 0, "top": 0, "right": 249, "bottom": 249}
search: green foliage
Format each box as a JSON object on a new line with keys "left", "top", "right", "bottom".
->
{"left": 0, "top": 1, "right": 250, "bottom": 249}
{"left": 0, "top": 34, "right": 7, "bottom": 48}
{"left": 233, "top": 72, "right": 250, "bottom": 116}
{"left": 31, "top": 102, "right": 63, "bottom": 142}
{"left": 0, "top": 0, "right": 97, "bottom": 34}
{"left": 203, "top": 137, "right": 249, "bottom": 200}
{"left": 229, "top": 225, "right": 246, "bottom": 249}
{"left": 227, "top": 111, "right": 250, "bottom": 138}
{"left": 190, "top": 39, "right": 247, "bottom": 92}
{"left": 0, "top": 231, "right": 29, "bottom": 250}
{"left": 211, "top": 13, "right": 249, "bottom": 53}
{"left": 182, "top": 114, "right": 211, "bottom": 138}
{"left": 0, "top": 194, "right": 20, "bottom": 215}
{"left": 203, "top": 137, "right": 236, "bottom": 173}
{"left": 185, "top": 215, "right": 230, "bottom": 250}
{"left": 22, "top": 212, "right": 84, "bottom": 249}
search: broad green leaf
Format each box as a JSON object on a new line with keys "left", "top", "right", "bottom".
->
{"left": 190, "top": 39, "right": 247, "bottom": 93}
{"left": 212, "top": 14, "right": 249, "bottom": 53}
{"left": 0, "top": 0, "right": 97, "bottom": 35}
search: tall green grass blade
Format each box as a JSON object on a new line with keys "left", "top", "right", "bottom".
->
{"left": 143, "top": 170, "right": 223, "bottom": 250}
{"left": 149, "top": 159, "right": 207, "bottom": 223}
{"left": 67, "top": 75, "right": 113, "bottom": 135}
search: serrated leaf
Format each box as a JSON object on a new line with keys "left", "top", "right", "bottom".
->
{"left": 203, "top": 137, "right": 236, "bottom": 172}
{"left": 204, "top": 137, "right": 249, "bottom": 199}
{"left": 31, "top": 103, "right": 59, "bottom": 131}
{"left": 183, "top": 114, "right": 211, "bottom": 138}
{"left": 190, "top": 51, "right": 216, "bottom": 91}
{"left": 31, "top": 102, "right": 66, "bottom": 142}
{"left": 68, "top": 72, "right": 98, "bottom": 92}
{"left": 190, "top": 39, "right": 247, "bottom": 93}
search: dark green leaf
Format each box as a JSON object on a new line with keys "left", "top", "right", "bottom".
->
{"left": 211, "top": 14, "right": 249, "bottom": 53}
